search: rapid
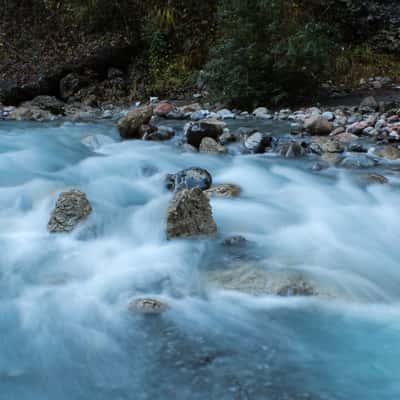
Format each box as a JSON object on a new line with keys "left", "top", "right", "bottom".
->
{"left": 0, "top": 119, "right": 399, "bottom": 400}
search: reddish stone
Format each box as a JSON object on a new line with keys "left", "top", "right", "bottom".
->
{"left": 154, "top": 102, "right": 174, "bottom": 117}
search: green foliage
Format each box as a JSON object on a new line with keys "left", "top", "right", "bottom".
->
{"left": 204, "top": 0, "right": 335, "bottom": 106}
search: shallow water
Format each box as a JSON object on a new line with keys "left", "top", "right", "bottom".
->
{"left": 0, "top": 120, "right": 399, "bottom": 400}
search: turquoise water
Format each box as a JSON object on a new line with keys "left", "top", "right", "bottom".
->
{"left": 0, "top": 120, "right": 399, "bottom": 400}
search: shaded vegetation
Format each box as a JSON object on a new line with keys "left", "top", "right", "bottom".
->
{"left": 1, "top": 0, "right": 399, "bottom": 106}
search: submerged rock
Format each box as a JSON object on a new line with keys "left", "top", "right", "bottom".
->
{"left": 205, "top": 184, "right": 241, "bottom": 198}
{"left": 222, "top": 235, "right": 247, "bottom": 247}
{"left": 167, "top": 188, "right": 217, "bottom": 239}
{"left": 128, "top": 298, "right": 168, "bottom": 315}
{"left": 166, "top": 167, "right": 212, "bottom": 192}
{"left": 367, "top": 173, "right": 389, "bottom": 184}
{"left": 117, "top": 105, "right": 153, "bottom": 139}
{"left": 207, "top": 263, "right": 318, "bottom": 297}
{"left": 48, "top": 190, "right": 92, "bottom": 233}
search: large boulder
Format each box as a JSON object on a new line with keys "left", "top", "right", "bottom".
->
{"left": 166, "top": 188, "right": 217, "bottom": 239}
{"left": 165, "top": 167, "right": 212, "bottom": 192}
{"left": 117, "top": 105, "right": 154, "bottom": 139}
{"left": 48, "top": 190, "right": 92, "bottom": 233}
{"left": 184, "top": 120, "right": 225, "bottom": 148}
{"left": 304, "top": 114, "right": 333, "bottom": 135}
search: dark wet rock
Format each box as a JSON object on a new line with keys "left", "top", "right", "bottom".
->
{"left": 117, "top": 105, "right": 153, "bottom": 139}
{"left": 367, "top": 173, "right": 389, "bottom": 184}
{"left": 166, "top": 188, "right": 217, "bottom": 239}
{"left": 279, "top": 141, "right": 305, "bottom": 158}
{"left": 48, "top": 190, "right": 92, "bottom": 233}
{"left": 222, "top": 236, "right": 247, "bottom": 247}
{"left": 184, "top": 120, "right": 225, "bottom": 148}
{"left": 128, "top": 298, "right": 168, "bottom": 315}
{"left": 219, "top": 130, "right": 241, "bottom": 145}
{"left": 166, "top": 167, "right": 212, "bottom": 192}
{"left": 340, "top": 154, "right": 378, "bottom": 169}
{"left": 143, "top": 126, "right": 175, "bottom": 141}
{"left": 373, "top": 145, "right": 400, "bottom": 160}
{"left": 359, "top": 96, "right": 378, "bottom": 113}
{"left": 199, "top": 137, "right": 227, "bottom": 154}
{"left": 205, "top": 184, "right": 241, "bottom": 198}
{"left": 59, "top": 73, "right": 85, "bottom": 101}
{"left": 27, "top": 95, "right": 65, "bottom": 115}
{"left": 348, "top": 143, "right": 368, "bottom": 153}
{"left": 303, "top": 114, "right": 333, "bottom": 135}
{"left": 154, "top": 102, "right": 174, "bottom": 118}
{"left": 244, "top": 132, "right": 272, "bottom": 153}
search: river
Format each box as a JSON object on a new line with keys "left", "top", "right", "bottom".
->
{"left": 0, "top": 119, "right": 399, "bottom": 400}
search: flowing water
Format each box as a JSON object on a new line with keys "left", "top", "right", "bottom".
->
{"left": 0, "top": 119, "right": 400, "bottom": 400}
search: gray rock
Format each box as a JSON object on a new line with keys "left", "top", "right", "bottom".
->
{"left": 199, "top": 137, "right": 227, "bottom": 154}
{"left": 166, "top": 188, "right": 217, "bottom": 239}
{"left": 244, "top": 132, "right": 271, "bottom": 153}
{"left": 166, "top": 167, "right": 212, "bottom": 192}
{"left": 48, "top": 190, "right": 92, "bottom": 233}
{"left": 117, "top": 105, "right": 153, "bottom": 139}
{"left": 304, "top": 115, "right": 333, "bottom": 135}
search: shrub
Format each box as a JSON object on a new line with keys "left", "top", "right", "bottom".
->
{"left": 204, "top": 0, "right": 335, "bottom": 107}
